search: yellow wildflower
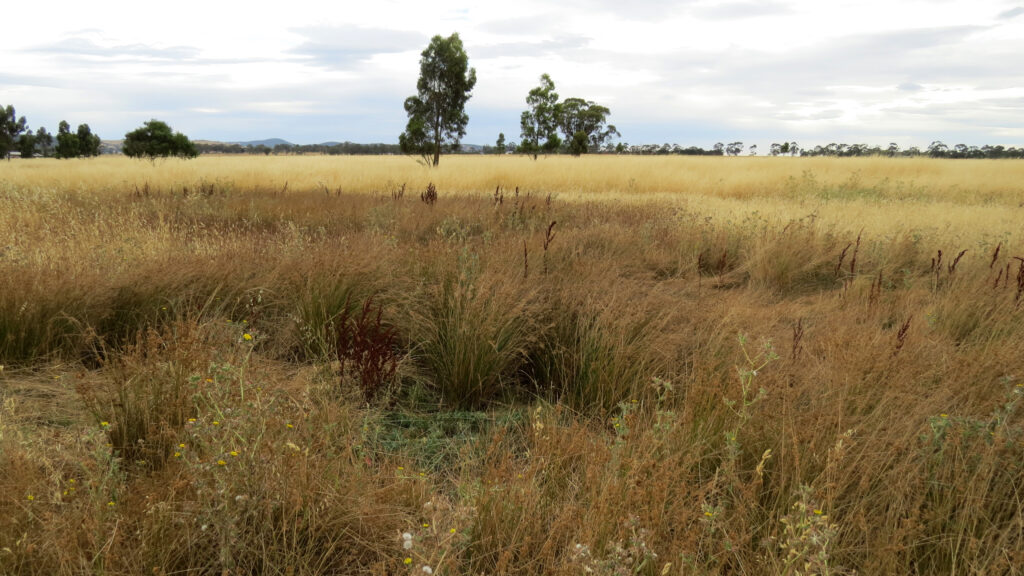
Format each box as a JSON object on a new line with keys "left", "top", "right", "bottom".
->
{"left": 243, "top": 333, "right": 253, "bottom": 341}
{"left": 217, "top": 460, "right": 226, "bottom": 466}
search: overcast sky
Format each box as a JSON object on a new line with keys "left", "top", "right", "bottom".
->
{"left": 3, "top": 0, "right": 1023, "bottom": 149}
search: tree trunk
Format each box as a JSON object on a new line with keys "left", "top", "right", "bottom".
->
{"left": 433, "top": 115, "right": 441, "bottom": 166}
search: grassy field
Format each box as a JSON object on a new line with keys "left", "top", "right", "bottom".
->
{"left": 1, "top": 155, "right": 1023, "bottom": 575}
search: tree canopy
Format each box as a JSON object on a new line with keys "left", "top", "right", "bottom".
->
{"left": 557, "top": 98, "right": 619, "bottom": 156}
{"left": 1, "top": 105, "right": 28, "bottom": 160}
{"left": 53, "top": 121, "right": 101, "bottom": 158}
{"left": 519, "top": 74, "right": 562, "bottom": 159}
{"left": 123, "top": 119, "right": 198, "bottom": 160}
{"left": 516, "top": 76, "right": 620, "bottom": 157}
{"left": 399, "top": 33, "right": 477, "bottom": 166}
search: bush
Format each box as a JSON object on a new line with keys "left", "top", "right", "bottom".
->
{"left": 123, "top": 119, "right": 198, "bottom": 160}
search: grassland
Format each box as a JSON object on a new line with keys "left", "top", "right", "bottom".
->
{"left": 1, "top": 155, "right": 1023, "bottom": 575}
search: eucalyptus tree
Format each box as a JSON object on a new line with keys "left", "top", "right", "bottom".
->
{"left": 519, "top": 73, "right": 561, "bottom": 159}
{"left": 557, "top": 97, "right": 619, "bottom": 156}
{"left": 1, "top": 105, "right": 28, "bottom": 160}
{"left": 399, "top": 33, "right": 477, "bottom": 167}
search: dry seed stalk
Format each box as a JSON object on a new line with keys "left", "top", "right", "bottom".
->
{"left": 990, "top": 242, "right": 1001, "bottom": 269}
{"left": 948, "top": 249, "right": 967, "bottom": 275}
{"left": 850, "top": 230, "right": 862, "bottom": 276}
{"left": 523, "top": 239, "right": 529, "bottom": 279}
{"left": 697, "top": 252, "right": 705, "bottom": 292}
{"left": 421, "top": 182, "right": 438, "bottom": 205}
{"left": 1014, "top": 257, "right": 1024, "bottom": 304}
{"left": 869, "top": 269, "right": 883, "bottom": 307}
{"left": 543, "top": 220, "right": 557, "bottom": 275}
{"left": 930, "top": 249, "right": 943, "bottom": 274}
{"left": 791, "top": 318, "right": 805, "bottom": 361}
{"left": 835, "top": 243, "right": 852, "bottom": 277}
{"left": 893, "top": 316, "right": 912, "bottom": 357}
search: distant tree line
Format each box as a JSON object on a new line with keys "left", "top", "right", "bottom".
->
{"left": 192, "top": 139, "right": 1024, "bottom": 159}
{"left": 796, "top": 141, "right": 1024, "bottom": 159}
{"left": 1, "top": 104, "right": 100, "bottom": 160}
{"left": 195, "top": 141, "right": 404, "bottom": 155}
{"left": 582, "top": 140, "right": 1024, "bottom": 159}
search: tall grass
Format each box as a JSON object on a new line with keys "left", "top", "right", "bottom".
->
{"left": 1, "top": 155, "right": 1022, "bottom": 575}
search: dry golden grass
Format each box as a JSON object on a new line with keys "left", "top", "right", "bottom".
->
{"left": 6, "top": 154, "right": 1024, "bottom": 201}
{"left": 1, "top": 154, "right": 1023, "bottom": 575}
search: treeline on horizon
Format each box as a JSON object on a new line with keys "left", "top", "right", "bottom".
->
{"left": 7, "top": 102, "right": 1024, "bottom": 161}
{"left": 196, "top": 139, "right": 1024, "bottom": 159}
{"left": 195, "top": 141, "right": 405, "bottom": 156}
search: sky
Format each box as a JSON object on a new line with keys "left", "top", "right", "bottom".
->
{"left": 3, "top": 0, "right": 1023, "bottom": 150}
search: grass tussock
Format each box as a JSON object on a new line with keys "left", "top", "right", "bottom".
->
{"left": 1, "top": 155, "right": 1023, "bottom": 575}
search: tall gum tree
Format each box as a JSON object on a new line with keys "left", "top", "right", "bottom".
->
{"left": 519, "top": 74, "right": 561, "bottom": 160}
{"left": 1, "top": 105, "right": 28, "bottom": 160}
{"left": 558, "top": 98, "right": 619, "bottom": 156}
{"left": 399, "top": 33, "right": 477, "bottom": 167}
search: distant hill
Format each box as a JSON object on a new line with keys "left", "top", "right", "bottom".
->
{"left": 100, "top": 139, "right": 123, "bottom": 154}
{"left": 230, "top": 138, "right": 294, "bottom": 147}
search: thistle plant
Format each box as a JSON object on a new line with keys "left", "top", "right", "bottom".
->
{"left": 722, "top": 333, "right": 775, "bottom": 474}
{"left": 777, "top": 485, "right": 845, "bottom": 576}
